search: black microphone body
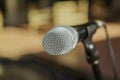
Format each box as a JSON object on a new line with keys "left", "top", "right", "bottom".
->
{"left": 73, "top": 22, "right": 98, "bottom": 42}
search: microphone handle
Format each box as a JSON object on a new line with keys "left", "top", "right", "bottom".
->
{"left": 73, "top": 22, "right": 98, "bottom": 41}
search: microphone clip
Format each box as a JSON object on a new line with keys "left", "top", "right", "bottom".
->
{"left": 83, "top": 38, "right": 99, "bottom": 65}
{"left": 82, "top": 24, "right": 99, "bottom": 65}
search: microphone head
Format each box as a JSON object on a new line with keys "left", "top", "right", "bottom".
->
{"left": 42, "top": 26, "right": 78, "bottom": 55}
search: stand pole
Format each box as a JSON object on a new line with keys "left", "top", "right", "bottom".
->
{"left": 83, "top": 38, "right": 102, "bottom": 80}
{"left": 92, "top": 63, "right": 102, "bottom": 80}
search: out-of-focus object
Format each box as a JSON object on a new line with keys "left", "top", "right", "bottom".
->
{"left": 0, "top": 0, "right": 4, "bottom": 31}
{"left": 112, "top": 0, "right": 120, "bottom": 10}
{"left": 5, "top": 0, "right": 27, "bottom": 26}
{"left": 0, "top": 11, "right": 3, "bottom": 31}
{"left": 0, "top": 64, "right": 3, "bottom": 76}
{"left": 0, "top": 56, "right": 89, "bottom": 80}
{"left": 0, "top": 27, "right": 44, "bottom": 59}
{"left": 28, "top": 7, "right": 51, "bottom": 32}
{"left": 52, "top": 0, "right": 88, "bottom": 26}
{"left": 91, "top": 0, "right": 120, "bottom": 22}
{"left": 28, "top": 0, "right": 52, "bottom": 32}
{"left": 78, "top": 0, "right": 89, "bottom": 20}
{"left": 38, "top": 0, "right": 50, "bottom": 8}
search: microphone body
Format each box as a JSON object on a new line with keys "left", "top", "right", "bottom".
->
{"left": 73, "top": 22, "right": 98, "bottom": 41}
{"left": 42, "top": 20, "right": 105, "bottom": 55}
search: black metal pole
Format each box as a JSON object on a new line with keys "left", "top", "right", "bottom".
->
{"left": 82, "top": 34, "right": 102, "bottom": 80}
{"left": 82, "top": 39, "right": 103, "bottom": 80}
{"left": 92, "top": 63, "right": 102, "bottom": 80}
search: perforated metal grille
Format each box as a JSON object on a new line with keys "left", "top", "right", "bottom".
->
{"left": 42, "top": 26, "right": 78, "bottom": 55}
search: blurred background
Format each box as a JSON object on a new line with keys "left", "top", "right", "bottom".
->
{"left": 0, "top": 0, "right": 120, "bottom": 80}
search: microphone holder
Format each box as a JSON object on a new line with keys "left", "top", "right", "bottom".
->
{"left": 82, "top": 26, "right": 102, "bottom": 80}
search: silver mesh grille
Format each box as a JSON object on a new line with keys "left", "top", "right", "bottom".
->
{"left": 42, "top": 26, "right": 78, "bottom": 55}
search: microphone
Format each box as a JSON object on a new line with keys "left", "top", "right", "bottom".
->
{"left": 42, "top": 20, "right": 106, "bottom": 55}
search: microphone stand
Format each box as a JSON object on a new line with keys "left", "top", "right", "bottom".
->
{"left": 83, "top": 39, "right": 102, "bottom": 80}
{"left": 82, "top": 26, "right": 102, "bottom": 80}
